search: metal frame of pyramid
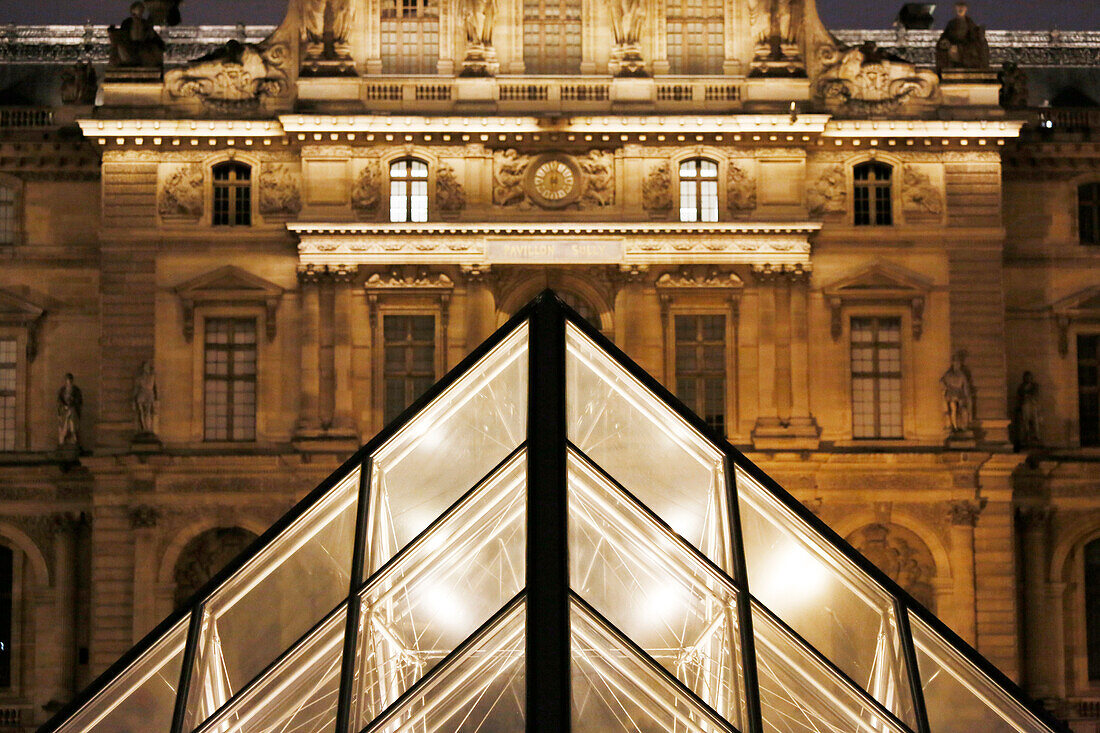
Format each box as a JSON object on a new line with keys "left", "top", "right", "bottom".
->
{"left": 42, "top": 292, "right": 1067, "bottom": 733}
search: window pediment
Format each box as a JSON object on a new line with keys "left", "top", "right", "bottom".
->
{"left": 1053, "top": 285, "right": 1100, "bottom": 355}
{"left": 822, "top": 263, "right": 932, "bottom": 340}
{"left": 174, "top": 266, "right": 284, "bottom": 341}
{"left": 0, "top": 288, "right": 45, "bottom": 360}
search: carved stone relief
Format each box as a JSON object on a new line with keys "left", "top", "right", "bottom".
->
{"left": 436, "top": 163, "right": 467, "bottom": 214}
{"left": 164, "top": 40, "right": 289, "bottom": 110}
{"left": 258, "top": 164, "right": 302, "bottom": 218}
{"left": 492, "top": 149, "right": 531, "bottom": 207}
{"left": 807, "top": 164, "right": 846, "bottom": 217}
{"left": 901, "top": 164, "right": 943, "bottom": 219}
{"left": 726, "top": 161, "right": 757, "bottom": 215}
{"left": 158, "top": 163, "right": 203, "bottom": 220}
{"left": 847, "top": 522, "right": 936, "bottom": 610}
{"left": 642, "top": 162, "right": 673, "bottom": 215}
{"left": 815, "top": 41, "right": 939, "bottom": 115}
{"left": 351, "top": 161, "right": 381, "bottom": 214}
{"left": 579, "top": 150, "right": 615, "bottom": 208}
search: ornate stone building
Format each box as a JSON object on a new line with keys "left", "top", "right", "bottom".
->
{"left": 0, "top": 0, "right": 1097, "bottom": 729}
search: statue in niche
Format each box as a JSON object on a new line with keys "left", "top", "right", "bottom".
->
{"left": 940, "top": 351, "right": 974, "bottom": 433}
{"left": 108, "top": 1, "right": 165, "bottom": 68}
{"left": 999, "top": 62, "right": 1029, "bottom": 108}
{"left": 133, "top": 361, "right": 158, "bottom": 435}
{"left": 302, "top": 0, "right": 353, "bottom": 60}
{"left": 935, "top": 2, "right": 990, "bottom": 72}
{"left": 1012, "top": 371, "right": 1041, "bottom": 450}
{"left": 460, "top": 0, "right": 499, "bottom": 75}
{"left": 606, "top": 0, "right": 648, "bottom": 76}
{"left": 57, "top": 373, "right": 83, "bottom": 447}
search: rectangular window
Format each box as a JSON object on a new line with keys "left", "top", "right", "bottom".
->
{"left": 523, "top": 0, "right": 582, "bottom": 74}
{"left": 383, "top": 315, "right": 436, "bottom": 424}
{"left": 204, "top": 319, "right": 257, "bottom": 442}
{"left": 1080, "top": 334, "right": 1100, "bottom": 446}
{"left": 381, "top": 0, "right": 439, "bottom": 74}
{"left": 666, "top": 0, "right": 724, "bottom": 75}
{"left": 675, "top": 314, "right": 726, "bottom": 434}
{"left": 0, "top": 339, "right": 15, "bottom": 451}
{"left": 850, "top": 317, "right": 903, "bottom": 439}
{"left": 0, "top": 186, "right": 14, "bottom": 246}
{"left": 212, "top": 163, "right": 251, "bottom": 227}
{"left": 1081, "top": 183, "right": 1100, "bottom": 246}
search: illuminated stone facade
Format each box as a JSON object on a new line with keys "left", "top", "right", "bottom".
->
{"left": 0, "top": 0, "right": 1097, "bottom": 729}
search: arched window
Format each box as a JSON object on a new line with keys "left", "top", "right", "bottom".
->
{"left": 558, "top": 291, "right": 602, "bottom": 331}
{"left": 523, "top": 0, "right": 582, "bottom": 74}
{"left": 390, "top": 159, "right": 429, "bottom": 223}
{"left": 853, "top": 161, "right": 893, "bottom": 226}
{"left": 679, "top": 159, "right": 719, "bottom": 222}
{"left": 173, "top": 527, "right": 258, "bottom": 609}
{"left": 380, "top": 0, "right": 439, "bottom": 74}
{"left": 666, "top": 0, "right": 724, "bottom": 74}
{"left": 0, "top": 183, "right": 15, "bottom": 247}
{"left": 212, "top": 162, "right": 252, "bottom": 227}
{"left": 1080, "top": 182, "right": 1100, "bottom": 246}
{"left": 1086, "top": 538, "right": 1100, "bottom": 679}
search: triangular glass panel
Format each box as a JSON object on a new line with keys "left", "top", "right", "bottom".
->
{"left": 54, "top": 616, "right": 187, "bottom": 733}
{"left": 183, "top": 465, "right": 360, "bottom": 730}
{"left": 567, "top": 448, "right": 747, "bottom": 728}
{"left": 349, "top": 450, "right": 527, "bottom": 730}
{"left": 361, "top": 596, "right": 526, "bottom": 733}
{"left": 736, "top": 466, "right": 917, "bottom": 728}
{"left": 566, "top": 322, "right": 732, "bottom": 573}
{"left": 366, "top": 322, "right": 528, "bottom": 575}
{"left": 193, "top": 605, "right": 347, "bottom": 733}
{"left": 570, "top": 594, "right": 736, "bottom": 733}
{"left": 909, "top": 612, "right": 1052, "bottom": 733}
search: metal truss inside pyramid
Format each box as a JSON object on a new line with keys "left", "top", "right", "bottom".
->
{"left": 46, "top": 293, "right": 1063, "bottom": 733}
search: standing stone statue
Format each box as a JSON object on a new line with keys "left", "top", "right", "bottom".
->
{"left": 1013, "top": 371, "right": 1041, "bottom": 449}
{"left": 935, "top": 2, "right": 989, "bottom": 72}
{"left": 940, "top": 351, "right": 974, "bottom": 433}
{"left": 302, "top": 0, "right": 353, "bottom": 60}
{"left": 605, "top": 0, "right": 647, "bottom": 76}
{"left": 57, "top": 373, "right": 83, "bottom": 447}
{"left": 133, "top": 361, "right": 158, "bottom": 435}
{"left": 108, "top": 1, "right": 166, "bottom": 68}
{"left": 460, "top": 0, "right": 499, "bottom": 76}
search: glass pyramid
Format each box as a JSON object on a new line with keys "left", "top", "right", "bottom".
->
{"left": 44, "top": 292, "right": 1065, "bottom": 733}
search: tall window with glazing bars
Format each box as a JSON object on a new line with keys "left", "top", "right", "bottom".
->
{"left": 381, "top": 0, "right": 439, "bottom": 74}
{"left": 666, "top": 0, "right": 724, "bottom": 74}
{"left": 0, "top": 339, "right": 15, "bottom": 451}
{"left": 853, "top": 161, "right": 893, "bottom": 226}
{"left": 383, "top": 314, "right": 435, "bottom": 423}
{"left": 212, "top": 162, "right": 251, "bottom": 227}
{"left": 523, "top": 0, "right": 582, "bottom": 74}
{"left": 675, "top": 314, "right": 726, "bottom": 434}
{"left": 389, "top": 159, "right": 429, "bottom": 222}
{"left": 1081, "top": 182, "right": 1100, "bottom": 246}
{"left": 204, "top": 318, "right": 257, "bottom": 441}
{"left": 850, "top": 316, "right": 903, "bottom": 439}
{"left": 679, "top": 158, "right": 719, "bottom": 222}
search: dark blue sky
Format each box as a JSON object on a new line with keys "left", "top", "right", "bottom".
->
{"left": 1, "top": 0, "right": 1098, "bottom": 30}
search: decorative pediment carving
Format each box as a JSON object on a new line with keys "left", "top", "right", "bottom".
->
{"left": 0, "top": 289, "right": 45, "bottom": 361}
{"left": 815, "top": 41, "right": 939, "bottom": 116}
{"left": 164, "top": 40, "right": 289, "bottom": 111}
{"left": 1053, "top": 286, "right": 1100, "bottom": 356}
{"left": 822, "top": 262, "right": 932, "bottom": 340}
{"left": 655, "top": 267, "right": 744, "bottom": 291}
{"left": 174, "top": 266, "right": 284, "bottom": 342}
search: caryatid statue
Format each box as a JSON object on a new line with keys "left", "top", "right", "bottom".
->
{"left": 749, "top": 0, "right": 804, "bottom": 61}
{"left": 463, "top": 0, "right": 497, "bottom": 47}
{"left": 57, "top": 373, "right": 83, "bottom": 448}
{"left": 302, "top": 0, "right": 353, "bottom": 60}
{"left": 133, "top": 360, "right": 159, "bottom": 435}
{"left": 940, "top": 351, "right": 974, "bottom": 433}
{"left": 605, "top": 0, "right": 647, "bottom": 76}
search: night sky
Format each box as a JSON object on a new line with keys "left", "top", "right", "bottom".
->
{"left": 0, "top": 0, "right": 1098, "bottom": 31}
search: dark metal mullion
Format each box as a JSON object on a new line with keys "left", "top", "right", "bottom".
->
{"left": 169, "top": 604, "right": 205, "bottom": 733}
{"left": 895, "top": 598, "right": 932, "bottom": 733}
{"left": 526, "top": 296, "right": 570, "bottom": 732}
{"left": 334, "top": 458, "right": 374, "bottom": 733}
{"left": 722, "top": 456, "right": 764, "bottom": 733}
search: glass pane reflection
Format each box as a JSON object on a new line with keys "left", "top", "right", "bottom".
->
{"left": 566, "top": 323, "right": 731, "bottom": 572}
{"left": 737, "top": 467, "right": 916, "bottom": 728}
{"left": 910, "top": 613, "right": 1050, "bottom": 733}
{"left": 56, "top": 617, "right": 187, "bottom": 733}
{"left": 183, "top": 466, "right": 360, "bottom": 730}
{"left": 568, "top": 450, "right": 746, "bottom": 727}
{"left": 351, "top": 452, "right": 526, "bottom": 730}
{"left": 368, "top": 323, "right": 528, "bottom": 575}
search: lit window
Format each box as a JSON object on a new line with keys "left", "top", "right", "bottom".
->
{"left": 380, "top": 0, "right": 439, "bottom": 74}
{"left": 850, "top": 317, "right": 902, "bottom": 439}
{"left": 212, "top": 162, "right": 251, "bottom": 227}
{"left": 667, "top": 0, "right": 724, "bottom": 74}
{"left": 1086, "top": 538, "right": 1100, "bottom": 680}
{"left": 523, "top": 0, "right": 582, "bottom": 74}
{"left": 679, "top": 159, "right": 719, "bottom": 222}
{"left": 853, "top": 162, "right": 893, "bottom": 226}
{"left": 1080, "top": 334, "right": 1100, "bottom": 447}
{"left": 0, "top": 185, "right": 14, "bottom": 246}
{"left": 0, "top": 339, "right": 15, "bottom": 452}
{"left": 675, "top": 314, "right": 726, "bottom": 434}
{"left": 389, "top": 159, "right": 429, "bottom": 223}
{"left": 383, "top": 314, "right": 435, "bottom": 423}
{"left": 204, "top": 318, "right": 257, "bottom": 441}
{"left": 1080, "top": 182, "right": 1100, "bottom": 246}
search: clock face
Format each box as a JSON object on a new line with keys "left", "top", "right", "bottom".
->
{"left": 533, "top": 160, "right": 576, "bottom": 201}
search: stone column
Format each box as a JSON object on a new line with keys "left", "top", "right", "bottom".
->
{"left": 1044, "top": 581, "right": 1069, "bottom": 699}
{"left": 129, "top": 506, "right": 159, "bottom": 643}
{"left": 332, "top": 269, "right": 357, "bottom": 436}
{"left": 790, "top": 268, "right": 811, "bottom": 419}
{"left": 437, "top": 0, "right": 456, "bottom": 74}
{"left": 50, "top": 513, "right": 80, "bottom": 699}
{"left": 948, "top": 500, "right": 981, "bottom": 645}
{"left": 753, "top": 267, "right": 779, "bottom": 425}
{"left": 296, "top": 268, "right": 322, "bottom": 439}
{"left": 650, "top": 0, "right": 670, "bottom": 75}
{"left": 365, "top": 0, "right": 383, "bottom": 74}
{"left": 1020, "top": 507, "right": 1057, "bottom": 699}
